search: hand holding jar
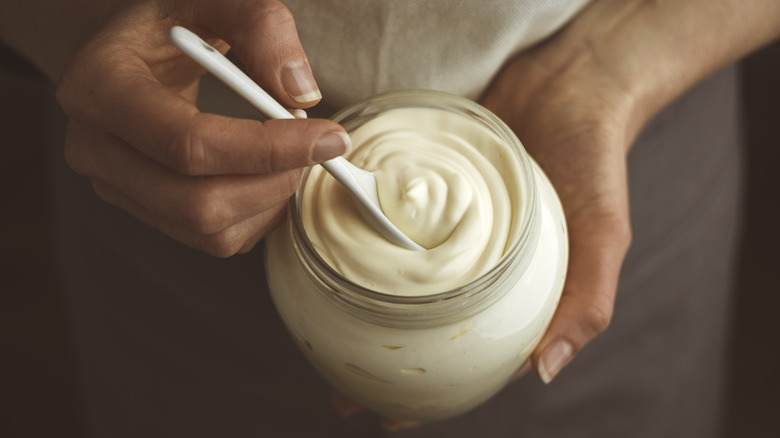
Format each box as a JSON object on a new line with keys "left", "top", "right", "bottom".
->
{"left": 313, "top": 0, "right": 780, "bottom": 429}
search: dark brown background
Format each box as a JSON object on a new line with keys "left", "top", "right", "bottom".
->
{"left": 1, "top": 42, "right": 778, "bottom": 437}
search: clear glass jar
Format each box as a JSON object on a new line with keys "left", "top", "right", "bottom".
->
{"left": 265, "top": 90, "right": 568, "bottom": 421}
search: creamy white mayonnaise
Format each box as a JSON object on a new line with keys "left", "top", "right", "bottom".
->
{"left": 302, "top": 107, "right": 525, "bottom": 295}
{"left": 266, "top": 97, "right": 568, "bottom": 421}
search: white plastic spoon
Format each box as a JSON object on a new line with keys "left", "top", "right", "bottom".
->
{"left": 169, "top": 26, "right": 424, "bottom": 251}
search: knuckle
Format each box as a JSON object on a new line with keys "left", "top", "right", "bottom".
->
{"left": 90, "top": 179, "right": 112, "bottom": 203}
{"left": 168, "top": 115, "right": 209, "bottom": 176}
{"left": 63, "top": 126, "right": 91, "bottom": 176}
{"left": 181, "top": 182, "right": 231, "bottom": 235}
{"left": 246, "top": 122, "right": 277, "bottom": 174}
{"left": 280, "top": 168, "right": 302, "bottom": 195}
{"left": 258, "top": 1, "right": 295, "bottom": 28}
{"left": 588, "top": 207, "right": 633, "bottom": 257}
{"left": 202, "top": 229, "right": 244, "bottom": 258}
{"left": 613, "top": 217, "right": 633, "bottom": 254}
{"left": 261, "top": 119, "right": 321, "bottom": 172}
{"left": 235, "top": 233, "right": 264, "bottom": 255}
{"left": 583, "top": 295, "right": 614, "bottom": 336}
{"left": 63, "top": 139, "right": 84, "bottom": 175}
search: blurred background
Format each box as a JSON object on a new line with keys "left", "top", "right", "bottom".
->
{"left": 1, "top": 41, "right": 778, "bottom": 437}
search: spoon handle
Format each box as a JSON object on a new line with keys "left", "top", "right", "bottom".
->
{"left": 169, "top": 27, "right": 357, "bottom": 195}
{"left": 169, "top": 26, "right": 293, "bottom": 120}
{"left": 169, "top": 27, "right": 353, "bottom": 170}
{"left": 169, "top": 26, "right": 424, "bottom": 251}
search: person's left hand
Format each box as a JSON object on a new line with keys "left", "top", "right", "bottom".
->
{"left": 326, "top": 11, "right": 643, "bottom": 429}
{"left": 480, "top": 42, "right": 635, "bottom": 385}
{"left": 328, "top": 41, "right": 637, "bottom": 426}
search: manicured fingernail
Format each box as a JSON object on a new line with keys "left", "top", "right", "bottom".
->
{"left": 282, "top": 56, "right": 321, "bottom": 103}
{"left": 312, "top": 132, "right": 351, "bottom": 162}
{"left": 292, "top": 108, "right": 308, "bottom": 119}
{"left": 539, "top": 340, "right": 573, "bottom": 384}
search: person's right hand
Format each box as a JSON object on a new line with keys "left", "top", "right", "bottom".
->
{"left": 56, "top": 0, "right": 350, "bottom": 257}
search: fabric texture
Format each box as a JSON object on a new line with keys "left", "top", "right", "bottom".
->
{"left": 282, "top": 0, "right": 591, "bottom": 109}
{"left": 50, "top": 2, "right": 741, "bottom": 436}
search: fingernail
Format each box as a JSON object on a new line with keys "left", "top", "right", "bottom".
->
{"left": 312, "top": 132, "right": 351, "bottom": 162}
{"left": 511, "top": 360, "right": 532, "bottom": 382}
{"left": 380, "top": 417, "right": 422, "bottom": 431}
{"left": 282, "top": 56, "right": 322, "bottom": 103}
{"left": 538, "top": 339, "right": 573, "bottom": 384}
{"left": 292, "top": 108, "right": 308, "bottom": 119}
{"left": 330, "top": 391, "right": 362, "bottom": 418}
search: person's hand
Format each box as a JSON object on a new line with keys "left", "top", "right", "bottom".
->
{"left": 480, "top": 0, "right": 780, "bottom": 385}
{"left": 480, "top": 42, "right": 635, "bottom": 384}
{"left": 331, "top": 390, "right": 423, "bottom": 432}
{"left": 327, "top": 36, "right": 637, "bottom": 432}
{"left": 327, "top": 41, "right": 637, "bottom": 432}
{"left": 55, "top": 0, "right": 350, "bottom": 256}
{"left": 323, "top": 0, "right": 780, "bottom": 429}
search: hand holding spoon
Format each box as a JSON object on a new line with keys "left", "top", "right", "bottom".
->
{"left": 169, "top": 26, "right": 424, "bottom": 251}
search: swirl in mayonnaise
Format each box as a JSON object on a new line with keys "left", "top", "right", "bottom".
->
{"left": 301, "top": 107, "right": 526, "bottom": 296}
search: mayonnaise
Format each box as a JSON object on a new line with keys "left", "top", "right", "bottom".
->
{"left": 302, "top": 107, "right": 523, "bottom": 295}
{"left": 265, "top": 91, "right": 568, "bottom": 421}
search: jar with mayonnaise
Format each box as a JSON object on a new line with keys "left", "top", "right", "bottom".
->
{"left": 265, "top": 90, "right": 568, "bottom": 421}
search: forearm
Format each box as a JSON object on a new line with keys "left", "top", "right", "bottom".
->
{"left": 0, "top": 0, "right": 134, "bottom": 80}
{"left": 528, "top": 0, "right": 780, "bottom": 145}
{"left": 599, "top": 0, "right": 779, "bottom": 124}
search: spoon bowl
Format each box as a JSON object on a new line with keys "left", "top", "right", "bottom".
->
{"left": 169, "top": 26, "right": 424, "bottom": 251}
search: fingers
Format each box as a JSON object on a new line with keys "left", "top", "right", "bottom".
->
{"left": 380, "top": 417, "right": 424, "bottom": 432}
{"left": 91, "top": 179, "right": 287, "bottom": 257}
{"left": 330, "top": 390, "right": 364, "bottom": 419}
{"left": 330, "top": 390, "right": 422, "bottom": 432}
{"left": 532, "top": 208, "right": 632, "bottom": 383}
{"left": 61, "top": 58, "right": 348, "bottom": 176}
{"left": 511, "top": 360, "right": 533, "bottom": 382}
{"left": 65, "top": 121, "right": 296, "bottom": 257}
{"left": 53, "top": 0, "right": 345, "bottom": 256}
{"left": 189, "top": 0, "right": 321, "bottom": 107}
{"left": 57, "top": 0, "right": 348, "bottom": 178}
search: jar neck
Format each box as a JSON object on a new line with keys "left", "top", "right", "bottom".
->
{"left": 288, "top": 90, "right": 542, "bottom": 329}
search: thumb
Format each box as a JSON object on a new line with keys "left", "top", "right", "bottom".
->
{"left": 532, "top": 210, "right": 631, "bottom": 383}
{"left": 191, "top": 0, "right": 321, "bottom": 108}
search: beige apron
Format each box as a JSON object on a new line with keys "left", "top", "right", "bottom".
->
{"left": 282, "top": 0, "right": 590, "bottom": 109}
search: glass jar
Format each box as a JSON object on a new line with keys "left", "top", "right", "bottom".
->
{"left": 265, "top": 90, "right": 568, "bottom": 421}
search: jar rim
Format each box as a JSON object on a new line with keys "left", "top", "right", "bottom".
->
{"left": 289, "top": 90, "right": 541, "bottom": 325}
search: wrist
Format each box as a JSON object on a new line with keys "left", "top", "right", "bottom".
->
{"left": 581, "top": 0, "right": 780, "bottom": 140}
{"left": 558, "top": 48, "right": 647, "bottom": 151}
